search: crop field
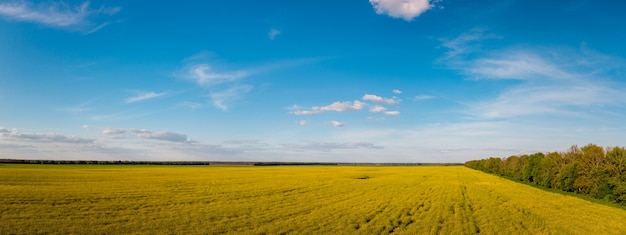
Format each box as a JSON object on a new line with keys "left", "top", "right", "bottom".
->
{"left": 2, "top": 164, "right": 626, "bottom": 234}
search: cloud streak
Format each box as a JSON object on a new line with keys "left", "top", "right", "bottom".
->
{"left": 414, "top": 95, "right": 434, "bottom": 100}
{"left": 210, "top": 85, "right": 253, "bottom": 111}
{"left": 1, "top": 129, "right": 94, "bottom": 144}
{"left": 101, "top": 127, "right": 195, "bottom": 143}
{"left": 125, "top": 92, "right": 166, "bottom": 104}
{"left": 286, "top": 142, "right": 384, "bottom": 152}
{"left": 0, "top": 1, "right": 120, "bottom": 33}
{"left": 442, "top": 29, "right": 626, "bottom": 119}
{"left": 183, "top": 64, "right": 248, "bottom": 86}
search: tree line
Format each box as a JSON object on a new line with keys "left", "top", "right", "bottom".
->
{"left": 465, "top": 144, "right": 626, "bottom": 205}
{"left": 0, "top": 159, "right": 463, "bottom": 166}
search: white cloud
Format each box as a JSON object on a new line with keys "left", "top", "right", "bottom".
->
{"left": 362, "top": 94, "right": 398, "bottom": 105}
{"left": 330, "top": 120, "right": 344, "bottom": 127}
{"left": 268, "top": 28, "right": 280, "bottom": 40}
{"left": 0, "top": 129, "right": 94, "bottom": 144}
{"left": 137, "top": 131, "right": 193, "bottom": 143}
{"left": 369, "top": 0, "right": 436, "bottom": 21}
{"left": 125, "top": 92, "right": 166, "bottom": 104}
{"left": 101, "top": 127, "right": 195, "bottom": 143}
{"left": 102, "top": 128, "right": 126, "bottom": 135}
{"left": 291, "top": 109, "right": 322, "bottom": 115}
{"left": 392, "top": 89, "right": 402, "bottom": 94}
{"left": 290, "top": 100, "right": 367, "bottom": 115}
{"left": 183, "top": 64, "right": 248, "bottom": 86}
{"left": 299, "top": 120, "right": 308, "bottom": 126}
{"left": 369, "top": 105, "right": 387, "bottom": 113}
{"left": 81, "top": 125, "right": 90, "bottom": 131}
{"left": 322, "top": 100, "right": 367, "bottom": 112}
{"left": 210, "top": 85, "right": 253, "bottom": 111}
{"left": 0, "top": 1, "right": 120, "bottom": 33}
{"left": 384, "top": 111, "right": 400, "bottom": 116}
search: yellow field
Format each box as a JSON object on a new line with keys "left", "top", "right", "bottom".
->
{"left": 1, "top": 164, "right": 626, "bottom": 234}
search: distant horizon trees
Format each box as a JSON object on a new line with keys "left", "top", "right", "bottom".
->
{"left": 465, "top": 144, "right": 626, "bottom": 205}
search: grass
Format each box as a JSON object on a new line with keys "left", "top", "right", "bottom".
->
{"left": 2, "top": 164, "right": 626, "bottom": 234}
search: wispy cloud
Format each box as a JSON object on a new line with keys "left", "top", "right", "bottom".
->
{"left": 101, "top": 127, "right": 195, "bottom": 143}
{"left": 137, "top": 131, "right": 192, "bottom": 143}
{"left": 439, "top": 27, "right": 498, "bottom": 62}
{"left": 0, "top": 128, "right": 94, "bottom": 144}
{"left": 182, "top": 63, "right": 248, "bottom": 86}
{"left": 392, "top": 89, "right": 402, "bottom": 94}
{"left": 210, "top": 85, "right": 253, "bottom": 111}
{"left": 442, "top": 29, "right": 626, "bottom": 119}
{"left": 268, "top": 28, "right": 280, "bottom": 40}
{"left": 414, "top": 95, "right": 434, "bottom": 100}
{"left": 177, "top": 101, "right": 203, "bottom": 111}
{"left": 176, "top": 60, "right": 251, "bottom": 110}
{"left": 125, "top": 92, "right": 166, "bottom": 104}
{"left": 286, "top": 142, "right": 384, "bottom": 152}
{"left": 466, "top": 52, "right": 574, "bottom": 81}
{"left": 468, "top": 77, "right": 624, "bottom": 118}
{"left": 0, "top": 1, "right": 120, "bottom": 33}
{"left": 177, "top": 55, "right": 320, "bottom": 111}
{"left": 369, "top": 0, "right": 439, "bottom": 21}
{"left": 299, "top": 120, "right": 308, "bottom": 126}
{"left": 384, "top": 111, "right": 400, "bottom": 116}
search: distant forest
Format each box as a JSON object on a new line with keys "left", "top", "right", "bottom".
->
{"left": 0, "top": 159, "right": 462, "bottom": 166}
{"left": 465, "top": 144, "right": 626, "bottom": 205}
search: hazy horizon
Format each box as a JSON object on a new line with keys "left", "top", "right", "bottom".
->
{"left": 2, "top": 0, "right": 626, "bottom": 162}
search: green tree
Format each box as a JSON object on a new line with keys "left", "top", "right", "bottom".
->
{"left": 484, "top": 157, "right": 503, "bottom": 174}
{"left": 503, "top": 155, "right": 522, "bottom": 180}
{"left": 555, "top": 161, "right": 578, "bottom": 192}
{"left": 574, "top": 144, "right": 607, "bottom": 197}
{"left": 606, "top": 147, "right": 626, "bottom": 204}
{"left": 521, "top": 153, "right": 544, "bottom": 184}
{"left": 537, "top": 152, "right": 563, "bottom": 188}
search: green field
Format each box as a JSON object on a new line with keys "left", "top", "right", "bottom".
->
{"left": 2, "top": 164, "right": 626, "bottom": 234}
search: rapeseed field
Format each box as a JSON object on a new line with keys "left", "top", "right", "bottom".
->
{"left": 1, "top": 164, "right": 626, "bottom": 234}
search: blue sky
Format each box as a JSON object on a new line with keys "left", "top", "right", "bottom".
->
{"left": 1, "top": 0, "right": 626, "bottom": 162}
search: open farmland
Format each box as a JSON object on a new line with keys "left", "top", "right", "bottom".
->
{"left": 2, "top": 165, "right": 626, "bottom": 234}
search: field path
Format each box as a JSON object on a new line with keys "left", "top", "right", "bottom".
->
{"left": 1, "top": 165, "right": 626, "bottom": 234}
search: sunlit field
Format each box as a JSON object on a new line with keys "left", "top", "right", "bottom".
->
{"left": 2, "top": 164, "right": 626, "bottom": 234}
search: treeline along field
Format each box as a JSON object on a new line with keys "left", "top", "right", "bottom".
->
{"left": 465, "top": 144, "right": 626, "bottom": 205}
{"left": 2, "top": 165, "right": 626, "bottom": 234}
